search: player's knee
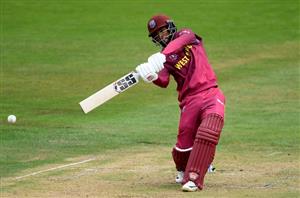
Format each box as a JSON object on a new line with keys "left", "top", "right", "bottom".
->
{"left": 177, "top": 128, "right": 196, "bottom": 149}
{"left": 196, "top": 114, "right": 224, "bottom": 145}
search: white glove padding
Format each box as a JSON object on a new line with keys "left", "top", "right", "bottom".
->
{"left": 147, "top": 52, "right": 166, "bottom": 73}
{"left": 136, "top": 62, "right": 158, "bottom": 83}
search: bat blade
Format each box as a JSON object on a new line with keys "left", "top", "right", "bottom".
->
{"left": 79, "top": 83, "right": 119, "bottom": 113}
{"left": 79, "top": 71, "right": 139, "bottom": 114}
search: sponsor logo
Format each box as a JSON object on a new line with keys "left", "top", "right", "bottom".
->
{"left": 146, "top": 75, "right": 155, "bottom": 81}
{"left": 169, "top": 54, "right": 178, "bottom": 61}
{"left": 217, "top": 98, "right": 225, "bottom": 106}
{"left": 189, "top": 172, "right": 199, "bottom": 181}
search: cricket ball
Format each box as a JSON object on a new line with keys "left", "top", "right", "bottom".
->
{"left": 7, "top": 115, "right": 17, "bottom": 124}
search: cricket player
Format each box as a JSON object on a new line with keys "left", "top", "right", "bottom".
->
{"left": 136, "top": 14, "right": 226, "bottom": 192}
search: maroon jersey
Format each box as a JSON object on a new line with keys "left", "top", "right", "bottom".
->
{"left": 153, "top": 29, "right": 218, "bottom": 102}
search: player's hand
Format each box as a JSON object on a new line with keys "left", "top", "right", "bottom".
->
{"left": 136, "top": 62, "right": 158, "bottom": 83}
{"left": 147, "top": 52, "right": 166, "bottom": 73}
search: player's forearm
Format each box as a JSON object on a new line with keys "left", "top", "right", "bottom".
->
{"left": 152, "top": 68, "right": 170, "bottom": 88}
{"left": 153, "top": 77, "right": 169, "bottom": 88}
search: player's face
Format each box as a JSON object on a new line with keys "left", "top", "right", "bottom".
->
{"left": 151, "top": 27, "right": 170, "bottom": 47}
{"left": 157, "top": 27, "right": 170, "bottom": 43}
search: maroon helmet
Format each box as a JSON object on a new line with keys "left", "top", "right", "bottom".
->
{"left": 147, "top": 14, "right": 177, "bottom": 47}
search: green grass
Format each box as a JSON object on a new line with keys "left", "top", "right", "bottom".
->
{"left": 1, "top": 0, "right": 299, "bottom": 190}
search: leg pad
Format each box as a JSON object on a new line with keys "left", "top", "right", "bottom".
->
{"left": 183, "top": 113, "right": 224, "bottom": 189}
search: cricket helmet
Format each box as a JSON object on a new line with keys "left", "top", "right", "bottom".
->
{"left": 147, "top": 14, "right": 177, "bottom": 47}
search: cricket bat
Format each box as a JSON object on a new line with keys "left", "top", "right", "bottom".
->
{"left": 79, "top": 71, "right": 140, "bottom": 114}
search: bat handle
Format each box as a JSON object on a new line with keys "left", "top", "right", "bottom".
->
{"left": 133, "top": 71, "right": 140, "bottom": 80}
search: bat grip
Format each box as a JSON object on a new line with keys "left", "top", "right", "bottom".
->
{"left": 133, "top": 71, "right": 140, "bottom": 80}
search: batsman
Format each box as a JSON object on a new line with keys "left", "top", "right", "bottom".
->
{"left": 136, "top": 14, "right": 226, "bottom": 192}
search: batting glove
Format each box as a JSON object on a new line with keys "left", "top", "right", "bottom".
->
{"left": 136, "top": 62, "right": 158, "bottom": 83}
{"left": 147, "top": 52, "right": 166, "bottom": 73}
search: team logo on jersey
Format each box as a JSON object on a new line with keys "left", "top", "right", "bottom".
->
{"left": 149, "top": 20, "right": 156, "bottom": 29}
{"left": 169, "top": 54, "right": 178, "bottom": 61}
